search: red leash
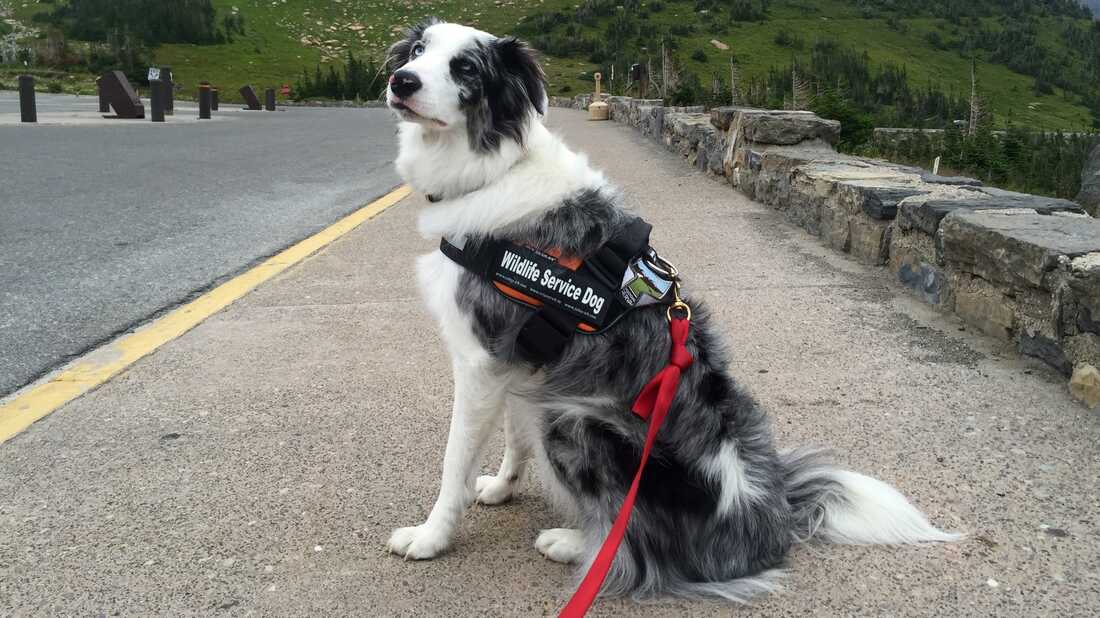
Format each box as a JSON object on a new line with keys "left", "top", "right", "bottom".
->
{"left": 558, "top": 313, "right": 693, "bottom": 618}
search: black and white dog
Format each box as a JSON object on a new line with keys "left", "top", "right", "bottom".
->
{"left": 385, "top": 18, "right": 959, "bottom": 602}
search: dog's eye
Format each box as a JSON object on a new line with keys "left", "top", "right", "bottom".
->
{"left": 411, "top": 42, "right": 425, "bottom": 58}
{"left": 455, "top": 61, "right": 475, "bottom": 75}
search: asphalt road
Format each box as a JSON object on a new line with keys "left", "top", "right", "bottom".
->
{"left": 1, "top": 109, "right": 1096, "bottom": 616}
{"left": 0, "top": 92, "right": 400, "bottom": 395}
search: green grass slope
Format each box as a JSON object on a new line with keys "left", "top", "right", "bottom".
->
{"left": 156, "top": 0, "right": 581, "bottom": 100}
{"left": 667, "top": 14, "right": 1092, "bottom": 130}
{"left": 6, "top": 0, "right": 1096, "bottom": 130}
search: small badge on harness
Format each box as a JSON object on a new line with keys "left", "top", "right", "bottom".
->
{"left": 619, "top": 256, "right": 674, "bottom": 307}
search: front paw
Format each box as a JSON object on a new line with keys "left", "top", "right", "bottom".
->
{"left": 535, "top": 528, "right": 587, "bottom": 564}
{"left": 475, "top": 474, "right": 515, "bottom": 506}
{"left": 387, "top": 523, "right": 451, "bottom": 560}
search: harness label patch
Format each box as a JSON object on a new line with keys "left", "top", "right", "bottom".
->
{"left": 620, "top": 256, "right": 674, "bottom": 307}
{"left": 493, "top": 245, "right": 608, "bottom": 325}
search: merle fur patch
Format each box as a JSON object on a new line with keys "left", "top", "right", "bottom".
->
{"left": 451, "top": 37, "right": 546, "bottom": 153}
{"left": 386, "top": 17, "right": 441, "bottom": 73}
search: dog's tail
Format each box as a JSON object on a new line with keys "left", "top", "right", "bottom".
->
{"left": 781, "top": 447, "right": 962, "bottom": 545}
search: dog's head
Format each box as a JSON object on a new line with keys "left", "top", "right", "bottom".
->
{"left": 386, "top": 18, "right": 546, "bottom": 153}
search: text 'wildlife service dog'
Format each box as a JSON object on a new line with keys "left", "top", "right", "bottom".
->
{"left": 382, "top": 17, "right": 960, "bottom": 615}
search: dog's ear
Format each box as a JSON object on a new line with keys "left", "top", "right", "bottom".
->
{"left": 491, "top": 37, "right": 546, "bottom": 116}
{"left": 386, "top": 17, "right": 442, "bottom": 73}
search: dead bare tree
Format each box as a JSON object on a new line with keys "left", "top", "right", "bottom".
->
{"left": 730, "top": 57, "right": 739, "bottom": 106}
{"left": 660, "top": 42, "right": 679, "bottom": 99}
{"left": 791, "top": 66, "right": 813, "bottom": 110}
{"left": 968, "top": 56, "right": 981, "bottom": 136}
{"left": 646, "top": 57, "right": 657, "bottom": 98}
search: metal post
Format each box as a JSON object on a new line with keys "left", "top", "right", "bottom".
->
{"left": 150, "top": 79, "right": 165, "bottom": 122}
{"left": 97, "top": 78, "right": 109, "bottom": 113}
{"left": 211, "top": 88, "right": 219, "bottom": 111}
{"left": 198, "top": 83, "right": 212, "bottom": 119}
{"left": 18, "top": 75, "right": 36, "bottom": 123}
{"left": 264, "top": 88, "right": 276, "bottom": 111}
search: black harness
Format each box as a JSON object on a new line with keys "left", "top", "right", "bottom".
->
{"left": 440, "top": 217, "right": 680, "bottom": 365}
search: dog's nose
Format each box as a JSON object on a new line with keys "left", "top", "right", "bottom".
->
{"left": 390, "top": 70, "right": 422, "bottom": 98}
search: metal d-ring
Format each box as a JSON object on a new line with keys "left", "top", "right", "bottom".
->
{"left": 667, "top": 300, "right": 692, "bottom": 322}
{"left": 643, "top": 248, "right": 679, "bottom": 280}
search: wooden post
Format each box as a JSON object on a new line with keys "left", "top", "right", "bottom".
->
{"left": 588, "top": 72, "right": 609, "bottom": 120}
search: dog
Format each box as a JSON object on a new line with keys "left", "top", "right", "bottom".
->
{"left": 384, "top": 18, "right": 960, "bottom": 603}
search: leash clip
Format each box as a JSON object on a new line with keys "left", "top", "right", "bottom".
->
{"left": 667, "top": 282, "right": 691, "bottom": 322}
{"left": 638, "top": 247, "right": 686, "bottom": 323}
{"left": 644, "top": 250, "right": 690, "bottom": 322}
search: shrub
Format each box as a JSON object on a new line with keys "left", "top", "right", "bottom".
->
{"left": 691, "top": 48, "right": 708, "bottom": 62}
{"left": 774, "top": 29, "right": 804, "bottom": 49}
{"left": 47, "top": 81, "right": 63, "bottom": 93}
{"left": 669, "top": 23, "right": 696, "bottom": 36}
{"left": 729, "top": 0, "right": 765, "bottom": 21}
{"left": 885, "top": 15, "right": 908, "bottom": 33}
{"left": 41, "top": 0, "right": 226, "bottom": 46}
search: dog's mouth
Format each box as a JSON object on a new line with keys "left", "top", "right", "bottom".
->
{"left": 390, "top": 100, "right": 447, "bottom": 128}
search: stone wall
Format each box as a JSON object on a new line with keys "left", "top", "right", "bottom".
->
{"left": 551, "top": 94, "right": 1100, "bottom": 402}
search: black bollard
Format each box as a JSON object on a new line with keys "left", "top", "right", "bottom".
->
{"left": 150, "top": 79, "right": 165, "bottom": 122}
{"left": 264, "top": 88, "right": 276, "bottom": 111}
{"left": 96, "top": 78, "right": 109, "bottom": 113}
{"left": 18, "top": 75, "right": 36, "bottom": 123}
{"left": 211, "top": 88, "right": 219, "bottom": 111}
{"left": 198, "top": 83, "right": 212, "bottom": 119}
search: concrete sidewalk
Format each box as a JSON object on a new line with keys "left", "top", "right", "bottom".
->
{"left": 1, "top": 109, "right": 1097, "bottom": 617}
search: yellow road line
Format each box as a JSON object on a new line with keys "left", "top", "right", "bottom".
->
{"left": 0, "top": 184, "right": 412, "bottom": 445}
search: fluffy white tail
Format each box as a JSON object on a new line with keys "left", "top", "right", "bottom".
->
{"left": 783, "top": 448, "right": 962, "bottom": 545}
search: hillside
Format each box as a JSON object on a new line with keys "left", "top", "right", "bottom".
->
{"left": 4, "top": 0, "right": 1099, "bottom": 131}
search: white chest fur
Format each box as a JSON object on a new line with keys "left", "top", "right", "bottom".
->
{"left": 416, "top": 250, "right": 491, "bottom": 363}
